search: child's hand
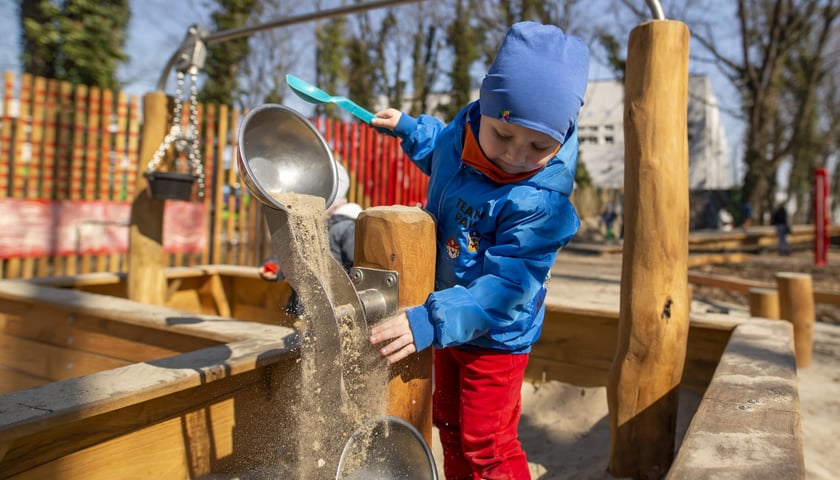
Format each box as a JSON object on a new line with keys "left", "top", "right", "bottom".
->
{"left": 259, "top": 261, "right": 279, "bottom": 281}
{"left": 371, "top": 109, "right": 402, "bottom": 132}
{"left": 369, "top": 311, "right": 416, "bottom": 364}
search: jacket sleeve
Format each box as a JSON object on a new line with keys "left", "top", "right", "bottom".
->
{"left": 393, "top": 113, "right": 447, "bottom": 176}
{"left": 408, "top": 193, "right": 580, "bottom": 351}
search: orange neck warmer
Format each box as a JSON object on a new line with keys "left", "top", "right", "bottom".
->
{"left": 460, "top": 124, "right": 541, "bottom": 184}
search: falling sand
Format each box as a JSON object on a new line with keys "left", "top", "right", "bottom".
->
{"left": 267, "top": 191, "right": 389, "bottom": 479}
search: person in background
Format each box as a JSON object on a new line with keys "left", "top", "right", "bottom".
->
{"left": 599, "top": 203, "right": 618, "bottom": 244}
{"left": 771, "top": 203, "right": 792, "bottom": 256}
{"left": 368, "top": 21, "right": 588, "bottom": 479}
{"left": 741, "top": 201, "right": 753, "bottom": 229}
{"left": 259, "top": 160, "right": 362, "bottom": 313}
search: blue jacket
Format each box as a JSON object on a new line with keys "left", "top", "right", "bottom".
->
{"left": 396, "top": 101, "right": 580, "bottom": 353}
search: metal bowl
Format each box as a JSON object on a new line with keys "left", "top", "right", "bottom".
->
{"left": 336, "top": 415, "right": 438, "bottom": 480}
{"left": 237, "top": 104, "right": 337, "bottom": 211}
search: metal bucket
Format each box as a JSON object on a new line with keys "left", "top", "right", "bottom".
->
{"left": 236, "top": 103, "right": 338, "bottom": 211}
{"left": 336, "top": 415, "right": 438, "bottom": 480}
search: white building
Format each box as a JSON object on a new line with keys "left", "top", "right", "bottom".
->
{"left": 577, "top": 76, "right": 732, "bottom": 190}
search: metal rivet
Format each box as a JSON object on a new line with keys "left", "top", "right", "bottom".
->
{"left": 384, "top": 274, "right": 396, "bottom": 287}
{"left": 738, "top": 405, "right": 753, "bottom": 411}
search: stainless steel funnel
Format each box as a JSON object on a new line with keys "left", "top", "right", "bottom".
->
{"left": 236, "top": 103, "right": 338, "bottom": 211}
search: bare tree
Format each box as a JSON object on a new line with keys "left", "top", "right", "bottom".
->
{"left": 238, "top": 0, "right": 309, "bottom": 109}
{"left": 690, "top": 0, "right": 840, "bottom": 222}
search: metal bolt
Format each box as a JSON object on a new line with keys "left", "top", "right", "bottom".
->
{"left": 746, "top": 399, "right": 761, "bottom": 405}
{"left": 738, "top": 405, "right": 753, "bottom": 411}
{"left": 350, "top": 269, "right": 363, "bottom": 284}
{"left": 384, "top": 274, "right": 396, "bottom": 287}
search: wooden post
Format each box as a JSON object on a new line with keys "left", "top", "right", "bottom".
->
{"left": 127, "top": 92, "right": 168, "bottom": 305}
{"left": 607, "top": 20, "right": 690, "bottom": 479}
{"left": 354, "top": 205, "right": 436, "bottom": 445}
{"left": 749, "top": 287, "right": 780, "bottom": 319}
{"left": 776, "top": 272, "right": 815, "bottom": 368}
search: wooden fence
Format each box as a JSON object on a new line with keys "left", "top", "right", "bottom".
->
{"left": 0, "top": 72, "right": 426, "bottom": 279}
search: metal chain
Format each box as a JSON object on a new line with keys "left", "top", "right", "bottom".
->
{"left": 187, "top": 69, "right": 205, "bottom": 198}
{"left": 147, "top": 71, "right": 185, "bottom": 172}
{"left": 145, "top": 69, "right": 205, "bottom": 199}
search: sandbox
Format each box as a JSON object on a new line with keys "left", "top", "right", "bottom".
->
{"left": 0, "top": 265, "right": 804, "bottom": 479}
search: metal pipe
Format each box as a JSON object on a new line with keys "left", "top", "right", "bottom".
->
{"left": 645, "top": 0, "right": 665, "bottom": 20}
{"left": 155, "top": 0, "right": 423, "bottom": 91}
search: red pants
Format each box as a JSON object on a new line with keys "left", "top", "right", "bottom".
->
{"left": 433, "top": 347, "right": 531, "bottom": 480}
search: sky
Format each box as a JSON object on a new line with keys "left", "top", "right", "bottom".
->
{"left": 0, "top": 0, "right": 745, "bottom": 177}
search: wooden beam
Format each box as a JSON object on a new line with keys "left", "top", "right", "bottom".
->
{"left": 749, "top": 288, "right": 780, "bottom": 319}
{"left": 127, "top": 92, "right": 168, "bottom": 306}
{"left": 607, "top": 19, "right": 691, "bottom": 479}
{"left": 669, "top": 319, "right": 804, "bottom": 479}
{"left": 354, "top": 206, "right": 436, "bottom": 445}
{"left": 776, "top": 273, "right": 815, "bottom": 368}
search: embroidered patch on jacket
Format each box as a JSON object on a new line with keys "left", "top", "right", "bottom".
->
{"left": 467, "top": 232, "right": 480, "bottom": 252}
{"left": 499, "top": 110, "right": 510, "bottom": 122}
{"left": 446, "top": 237, "right": 460, "bottom": 259}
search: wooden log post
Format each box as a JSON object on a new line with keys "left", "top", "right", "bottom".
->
{"left": 607, "top": 20, "right": 690, "bottom": 479}
{"left": 127, "top": 92, "right": 168, "bottom": 305}
{"left": 749, "top": 287, "right": 780, "bottom": 319}
{"left": 776, "top": 272, "right": 815, "bottom": 368}
{"left": 354, "top": 205, "right": 436, "bottom": 445}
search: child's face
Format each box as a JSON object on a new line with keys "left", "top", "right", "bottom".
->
{"left": 478, "top": 115, "right": 561, "bottom": 175}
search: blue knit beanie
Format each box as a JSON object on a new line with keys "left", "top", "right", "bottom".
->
{"left": 479, "top": 22, "right": 589, "bottom": 143}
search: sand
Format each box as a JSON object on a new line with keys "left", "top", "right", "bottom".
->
{"left": 416, "top": 249, "right": 838, "bottom": 480}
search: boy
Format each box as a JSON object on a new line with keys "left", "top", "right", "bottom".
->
{"left": 369, "top": 22, "right": 589, "bottom": 479}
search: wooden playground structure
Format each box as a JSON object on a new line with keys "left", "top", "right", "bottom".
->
{"left": 0, "top": 5, "right": 827, "bottom": 480}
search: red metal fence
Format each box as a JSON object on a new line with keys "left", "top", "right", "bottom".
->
{"left": 0, "top": 72, "right": 427, "bottom": 279}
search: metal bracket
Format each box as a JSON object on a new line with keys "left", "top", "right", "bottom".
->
{"left": 349, "top": 267, "right": 399, "bottom": 325}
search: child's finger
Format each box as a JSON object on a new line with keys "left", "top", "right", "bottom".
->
{"left": 384, "top": 341, "right": 416, "bottom": 365}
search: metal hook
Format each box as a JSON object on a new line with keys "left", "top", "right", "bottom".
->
{"left": 646, "top": 0, "right": 665, "bottom": 20}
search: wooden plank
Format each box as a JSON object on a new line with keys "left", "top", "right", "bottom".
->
{"left": 0, "top": 338, "right": 297, "bottom": 476}
{"left": 0, "top": 345, "right": 295, "bottom": 479}
{"left": 54, "top": 81, "right": 73, "bottom": 202}
{"left": 0, "top": 333, "right": 130, "bottom": 381}
{"left": 533, "top": 305, "right": 619, "bottom": 384}
{"left": 5, "top": 73, "right": 32, "bottom": 279}
{"left": 688, "top": 271, "right": 839, "bottom": 306}
{"left": 668, "top": 319, "right": 804, "bottom": 479}
{"left": 0, "top": 311, "right": 186, "bottom": 363}
{"left": 200, "top": 274, "right": 231, "bottom": 318}
{"left": 124, "top": 95, "right": 140, "bottom": 203}
{"left": 0, "top": 365, "right": 50, "bottom": 394}
{"left": 0, "top": 72, "right": 14, "bottom": 196}
{"left": 688, "top": 271, "right": 764, "bottom": 293}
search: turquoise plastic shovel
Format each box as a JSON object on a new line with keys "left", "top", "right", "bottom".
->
{"left": 286, "top": 74, "right": 395, "bottom": 136}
